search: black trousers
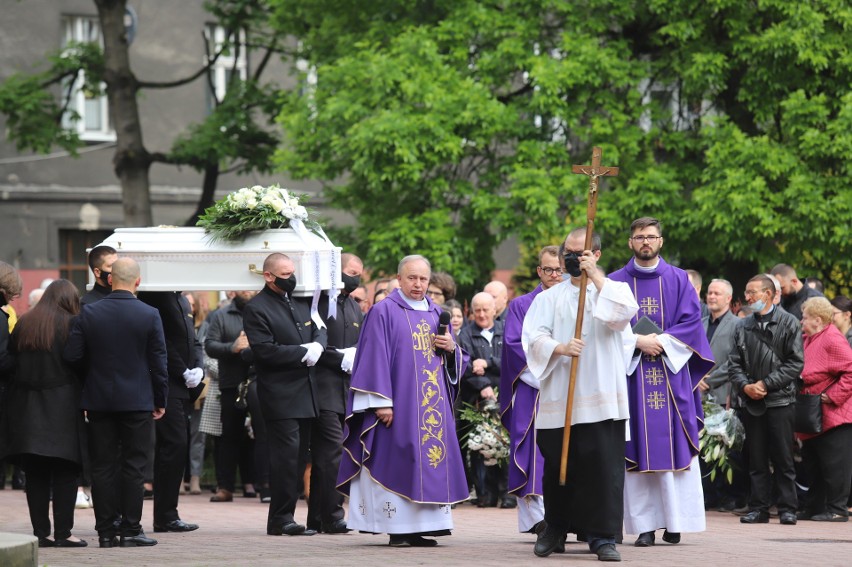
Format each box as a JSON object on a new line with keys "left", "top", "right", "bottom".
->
{"left": 22, "top": 454, "right": 79, "bottom": 539}
{"left": 154, "top": 396, "right": 190, "bottom": 524}
{"left": 801, "top": 423, "right": 852, "bottom": 517}
{"left": 247, "top": 381, "right": 270, "bottom": 489}
{"left": 265, "top": 417, "right": 312, "bottom": 530}
{"left": 537, "top": 421, "right": 625, "bottom": 536}
{"left": 742, "top": 404, "right": 798, "bottom": 514}
{"left": 88, "top": 410, "right": 152, "bottom": 537}
{"left": 217, "top": 387, "right": 255, "bottom": 492}
{"left": 307, "top": 410, "right": 345, "bottom": 528}
{"left": 469, "top": 452, "right": 509, "bottom": 505}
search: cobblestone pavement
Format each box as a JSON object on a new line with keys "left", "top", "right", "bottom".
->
{"left": 1, "top": 488, "right": 850, "bottom": 566}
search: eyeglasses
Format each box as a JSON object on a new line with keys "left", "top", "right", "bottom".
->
{"left": 427, "top": 289, "right": 444, "bottom": 298}
{"left": 351, "top": 297, "right": 365, "bottom": 304}
{"left": 539, "top": 267, "right": 563, "bottom": 276}
{"left": 743, "top": 289, "right": 768, "bottom": 297}
{"left": 631, "top": 235, "right": 661, "bottom": 243}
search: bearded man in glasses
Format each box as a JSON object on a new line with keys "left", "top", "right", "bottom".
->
{"left": 609, "top": 216, "right": 714, "bottom": 549}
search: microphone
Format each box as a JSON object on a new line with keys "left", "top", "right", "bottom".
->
{"left": 436, "top": 311, "right": 452, "bottom": 337}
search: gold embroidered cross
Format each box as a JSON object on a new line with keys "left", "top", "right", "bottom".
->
{"left": 644, "top": 367, "right": 664, "bottom": 386}
{"left": 647, "top": 391, "right": 666, "bottom": 410}
{"left": 639, "top": 297, "right": 659, "bottom": 315}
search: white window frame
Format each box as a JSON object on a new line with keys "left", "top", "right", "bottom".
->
{"left": 61, "top": 15, "right": 115, "bottom": 142}
{"left": 204, "top": 24, "right": 248, "bottom": 110}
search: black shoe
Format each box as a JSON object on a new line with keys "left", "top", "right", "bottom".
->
{"left": 98, "top": 535, "right": 119, "bottom": 548}
{"left": 37, "top": 537, "right": 55, "bottom": 548}
{"left": 500, "top": 498, "right": 518, "bottom": 509}
{"left": 811, "top": 512, "right": 848, "bottom": 522}
{"left": 322, "top": 519, "right": 351, "bottom": 534}
{"left": 120, "top": 531, "right": 157, "bottom": 547}
{"left": 534, "top": 526, "right": 565, "bottom": 557}
{"left": 153, "top": 519, "right": 199, "bottom": 533}
{"left": 662, "top": 530, "right": 680, "bottom": 544}
{"left": 595, "top": 543, "right": 622, "bottom": 562}
{"left": 142, "top": 489, "right": 154, "bottom": 500}
{"left": 634, "top": 531, "right": 655, "bottom": 547}
{"left": 796, "top": 510, "right": 813, "bottom": 521}
{"left": 528, "top": 520, "right": 546, "bottom": 535}
{"left": 267, "top": 521, "right": 316, "bottom": 536}
{"left": 740, "top": 510, "right": 770, "bottom": 524}
{"left": 779, "top": 512, "right": 797, "bottom": 525}
{"left": 55, "top": 537, "right": 88, "bottom": 548}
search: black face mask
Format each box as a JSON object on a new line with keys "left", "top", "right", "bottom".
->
{"left": 99, "top": 270, "right": 111, "bottom": 287}
{"left": 275, "top": 274, "right": 297, "bottom": 295}
{"left": 563, "top": 252, "right": 582, "bottom": 278}
{"left": 341, "top": 273, "right": 361, "bottom": 295}
{"left": 0, "top": 292, "right": 6, "bottom": 307}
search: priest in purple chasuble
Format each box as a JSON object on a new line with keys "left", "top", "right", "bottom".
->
{"left": 608, "top": 217, "right": 714, "bottom": 546}
{"left": 337, "top": 255, "right": 469, "bottom": 548}
{"left": 498, "top": 245, "right": 564, "bottom": 534}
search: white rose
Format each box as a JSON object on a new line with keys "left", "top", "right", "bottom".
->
{"left": 293, "top": 205, "right": 308, "bottom": 219}
{"left": 246, "top": 197, "right": 258, "bottom": 209}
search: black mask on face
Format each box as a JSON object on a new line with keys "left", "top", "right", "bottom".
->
{"left": 341, "top": 273, "right": 361, "bottom": 295}
{"left": 563, "top": 252, "right": 582, "bottom": 278}
{"left": 275, "top": 274, "right": 297, "bottom": 295}
{"left": 99, "top": 270, "right": 111, "bottom": 287}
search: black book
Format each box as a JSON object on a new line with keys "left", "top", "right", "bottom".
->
{"left": 632, "top": 315, "right": 663, "bottom": 336}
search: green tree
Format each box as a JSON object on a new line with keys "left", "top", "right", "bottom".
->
{"left": 0, "top": 0, "right": 285, "bottom": 226}
{"left": 273, "top": 0, "right": 851, "bottom": 295}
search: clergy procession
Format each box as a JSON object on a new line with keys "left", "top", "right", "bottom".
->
{"left": 2, "top": 198, "right": 851, "bottom": 564}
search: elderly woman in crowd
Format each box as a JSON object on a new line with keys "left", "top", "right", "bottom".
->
{"left": 797, "top": 297, "right": 852, "bottom": 522}
{"left": 0, "top": 280, "right": 88, "bottom": 546}
{"left": 830, "top": 296, "right": 852, "bottom": 348}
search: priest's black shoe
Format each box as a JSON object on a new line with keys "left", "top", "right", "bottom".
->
{"left": 388, "top": 534, "right": 438, "bottom": 547}
{"left": 595, "top": 543, "right": 622, "bottom": 562}
{"left": 662, "top": 530, "right": 680, "bottom": 544}
{"left": 634, "top": 531, "right": 655, "bottom": 547}
{"left": 120, "top": 531, "right": 158, "bottom": 547}
{"left": 322, "top": 519, "right": 351, "bottom": 534}
{"left": 153, "top": 519, "right": 199, "bottom": 533}
{"left": 740, "top": 510, "right": 769, "bottom": 524}
{"left": 779, "top": 512, "right": 797, "bottom": 525}
{"left": 534, "top": 526, "right": 565, "bottom": 557}
{"left": 98, "top": 535, "right": 119, "bottom": 548}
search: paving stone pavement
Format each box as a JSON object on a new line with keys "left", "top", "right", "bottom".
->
{"left": 1, "top": 488, "right": 850, "bottom": 566}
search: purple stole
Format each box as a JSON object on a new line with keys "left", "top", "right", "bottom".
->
{"left": 609, "top": 258, "right": 714, "bottom": 472}
{"left": 337, "top": 290, "right": 470, "bottom": 503}
{"left": 499, "top": 285, "right": 545, "bottom": 497}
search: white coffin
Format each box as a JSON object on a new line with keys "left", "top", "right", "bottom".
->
{"left": 90, "top": 227, "right": 342, "bottom": 295}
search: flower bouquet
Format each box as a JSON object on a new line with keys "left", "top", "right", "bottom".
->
{"left": 197, "top": 184, "right": 313, "bottom": 242}
{"left": 699, "top": 400, "right": 745, "bottom": 484}
{"left": 459, "top": 396, "right": 510, "bottom": 467}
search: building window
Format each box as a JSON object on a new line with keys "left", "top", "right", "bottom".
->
{"left": 204, "top": 24, "right": 248, "bottom": 112}
{"left": 60, "top": 15, "right": 115, "bottom": 142}
{"left": 59, "top": 229, "right": 112, "bottom": 295}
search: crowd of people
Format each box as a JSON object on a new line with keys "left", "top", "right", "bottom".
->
{"left": 0, "top": 214, "right": 850, "bottom": 559}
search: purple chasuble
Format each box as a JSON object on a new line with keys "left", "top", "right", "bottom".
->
{"left": 499, "top": 285, "right": 545, "bottom": 497}
{"left": 337, "top": 289, "right": 470, "bottom": 504}
{"left": 609, "top": 258, "right": 714, "bottom": 472}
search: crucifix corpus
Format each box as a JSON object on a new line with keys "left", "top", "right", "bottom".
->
{"left": 559, "top": 146, "right": 619, "bottom": 485}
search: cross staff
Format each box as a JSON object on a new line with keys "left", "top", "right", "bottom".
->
{"left": 559, "top": 146, "right": 619, "bottom": 485}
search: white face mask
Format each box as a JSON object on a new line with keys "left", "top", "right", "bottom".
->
{"left": 750, "top": 299, "right": 767, "bottom": 312}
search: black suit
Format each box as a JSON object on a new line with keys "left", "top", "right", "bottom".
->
{"left": 308, "top": 293, "right": 362, "bottom": 529}
{"left": 242, "top": 286, "right": 326, "bottom": 531}
{"left": 63, "top": 290, "right": 168, "bottom": 538}
{"left": 138, "top": 292, "right": 203, "bottom": 526}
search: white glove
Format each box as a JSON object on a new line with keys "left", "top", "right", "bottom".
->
{"left": 300, "top": 342, "right": 323, "bottom": 367}
{"left": 338, "top": 347, "right": 357, "bottom": 374}
{"left": 183, "top": 367, "right": 204, "bottom": 388}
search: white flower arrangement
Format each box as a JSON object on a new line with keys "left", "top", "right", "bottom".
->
{"left": 699, "top": 399, "right": 745, "bottom": 484}
{"left": 460, "top": 397, "right": 510, "bottom": 467}
{"left": 197, "top": 184, "right": 312, "bottom": 241}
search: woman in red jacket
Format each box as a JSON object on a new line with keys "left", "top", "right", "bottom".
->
{"left": 798, "top": 297, "right": 852, "bottom": 522}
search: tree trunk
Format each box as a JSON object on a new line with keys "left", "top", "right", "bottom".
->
{"left": 95, "top": 0, "right": 153, "bottom": 226}
{"left": 185, "top": 162, "right": 220, "bottom": 226}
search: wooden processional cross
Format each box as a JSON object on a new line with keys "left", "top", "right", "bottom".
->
{"left": 559, "top": 147, "right": 619, "bottom": 485}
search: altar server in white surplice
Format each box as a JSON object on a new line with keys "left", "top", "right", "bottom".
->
{"left": 522, "top": 228, "right": 638, "bottom": 562}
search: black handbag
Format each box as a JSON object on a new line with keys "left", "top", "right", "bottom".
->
{"left": 794, "top": 392, "right": 823, "bottom": 434}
